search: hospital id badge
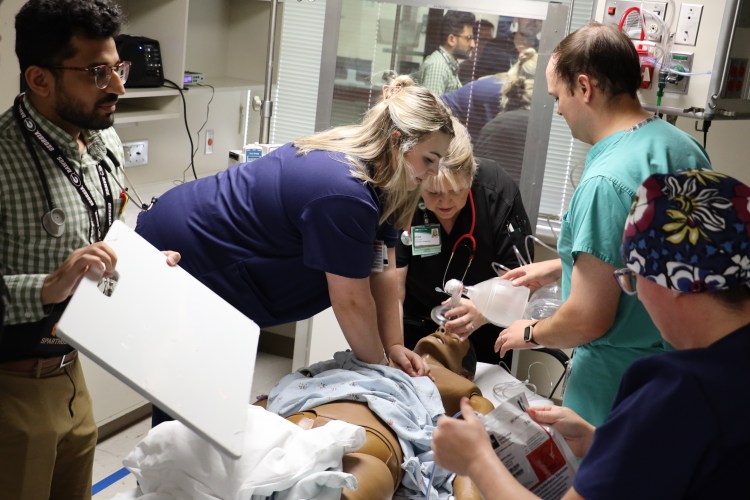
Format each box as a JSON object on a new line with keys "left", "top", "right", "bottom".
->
{"left": 411, "top": 224, "right": 441, "bottom": 257}
{"left": 371, "top": 240, "right": 389, "bottom": 272}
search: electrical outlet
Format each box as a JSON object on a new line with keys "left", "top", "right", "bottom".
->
{"left": 205, "top": 129, "right": 214, "bottom": 155}
{"left": 122, "top": 140, "right": 148, "bottom": 168}
{"left": 676, "top": 4, "right": 703, "bottom": 46}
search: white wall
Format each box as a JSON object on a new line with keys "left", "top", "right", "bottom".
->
{"left": 114, "top": 85, "right": 261, "bottom": 186}
{"left": 678, "top": 118, "right": 750, "bottom": 184}
{"left": 0, "top": 0, "right": 20, "bottom": 98}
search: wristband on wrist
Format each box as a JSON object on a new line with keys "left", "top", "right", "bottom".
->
{"left": 523, "top": 319, "right": 541, "bottom": 345}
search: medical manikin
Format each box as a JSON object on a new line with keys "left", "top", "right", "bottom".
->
{"left": 259, "top": 328, "right": 493, "bottom": 499}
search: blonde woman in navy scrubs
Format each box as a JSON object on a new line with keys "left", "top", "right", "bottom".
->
{"left": 137, "top": 76, "right": 456, "bottom": 425}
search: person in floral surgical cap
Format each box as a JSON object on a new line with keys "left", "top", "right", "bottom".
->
{"left": 432, "top": 169, "right": 750, "bottom": 500}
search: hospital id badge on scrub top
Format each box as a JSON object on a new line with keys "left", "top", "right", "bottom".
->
{"left": 411, "top": 224, "right": 441, "bottom": 257}
{"left": 371, "top": 240, "right": 389, "bottom": 272}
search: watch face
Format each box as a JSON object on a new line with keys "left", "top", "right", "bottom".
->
{"left": 524, "top": 325, "right": 532, "bottom": 342}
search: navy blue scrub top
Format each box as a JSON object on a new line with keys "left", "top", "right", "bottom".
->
{"left": 136, "top": 143, "right": 398, "bottom": 327}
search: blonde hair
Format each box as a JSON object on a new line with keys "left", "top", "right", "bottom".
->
{"left": 501, "top": 48, "right": 537, "bottom": 110}
{"left": 424, "top": 117, "right": 477, "bottom": 193}
{"left": 294, "top": 75, "right": 454, "bottom": 229}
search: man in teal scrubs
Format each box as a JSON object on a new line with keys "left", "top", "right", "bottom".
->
{"left": 496, "top": 23, "right": 711, "bottom": 426}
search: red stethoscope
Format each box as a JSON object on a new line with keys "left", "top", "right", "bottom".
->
{"left": 442, "top": 189, "right": 476, "bottom": 289}
{"left": 400, "top": 190, "right": 476, "bottom": 288}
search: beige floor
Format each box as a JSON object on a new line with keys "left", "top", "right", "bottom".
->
{"left": 92, "top": 351, "right": 293, "bottom": 498}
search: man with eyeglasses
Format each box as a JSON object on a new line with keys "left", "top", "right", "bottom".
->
{"left": 0, "top": 0, "right": 130, "bottom": 497}
{"left": 417, "top": 10, "right": 476, "bottom": 95}
{"left": 457, "top": 19, "right": 495, "bottom": 84}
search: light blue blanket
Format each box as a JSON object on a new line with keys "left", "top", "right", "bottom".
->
{"left": 266, "top": 351, "right": 454, "bottom": 498}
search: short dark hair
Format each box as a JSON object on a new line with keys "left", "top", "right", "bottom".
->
{"left": 552, "top": 22, "right": 641, "bottom": 99}
{"left": 712, "top": 286, "right": 750, "bottom": 309}
{"left": 15, "top": 0, "right": 125, "bottom": 72}
{"left": 475, "top": 19, "right": 495, "bottom": 38}
{"left": 440, "top": 10, "right": 476, "bottom": 43}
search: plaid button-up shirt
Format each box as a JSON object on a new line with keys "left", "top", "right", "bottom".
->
{"left": 0, "top": 95, "right": 125, "bottom": 325}
{"left": 417, "top": 46, "right": 462, "bottom": 95}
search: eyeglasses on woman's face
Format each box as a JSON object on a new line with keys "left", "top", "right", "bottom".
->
{"left": 614, "top": 267, "right": 638, "bottom": 296}
{"left": 46, "top": 61, "right": 131, "bottom": 89}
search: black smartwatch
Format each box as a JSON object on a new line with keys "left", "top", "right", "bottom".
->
{"left": 523, "top": 320, "right": 540, "bottom": 345}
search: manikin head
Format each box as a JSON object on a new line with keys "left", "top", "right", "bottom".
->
{"left": 414, "top": 327, "right": 477, "bottom": 380}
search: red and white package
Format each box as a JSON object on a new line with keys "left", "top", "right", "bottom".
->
{"left": 481, "top": 393, "right": 578, "bottom": 500}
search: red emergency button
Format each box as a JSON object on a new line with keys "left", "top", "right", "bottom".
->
{"left": 608, "top": 6, "right": 616, "bottom": 15}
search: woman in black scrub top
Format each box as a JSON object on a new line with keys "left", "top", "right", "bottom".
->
{"left": 397, "top": 119, "right": 533, "bottom": 365}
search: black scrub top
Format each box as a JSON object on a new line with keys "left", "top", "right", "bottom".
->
{"left": 397, "top": 158, "right": 533, "bottom": 364}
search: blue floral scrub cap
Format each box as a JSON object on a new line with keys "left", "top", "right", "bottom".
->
{"left": 621, "top": 170, "right": 750, "bottom": 293}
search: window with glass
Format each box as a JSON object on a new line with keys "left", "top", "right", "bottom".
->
{"left": 273, "top": 0, "right": 597, "bottom": 234}
{"left": 330, "top": 3, "right": 546, "bottom": 186}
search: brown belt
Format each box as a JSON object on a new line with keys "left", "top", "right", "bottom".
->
{"left": 0, "top": 351, "right": 78, "bottom": 378}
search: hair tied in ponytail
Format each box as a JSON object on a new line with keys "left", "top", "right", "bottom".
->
{"left": 382, "top": 84, "right": 403, "bottom": 101}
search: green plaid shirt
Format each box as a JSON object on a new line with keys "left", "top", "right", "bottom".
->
{"left": 417, "top": 46, "right": 462, "bottom": 95}
{"left": 0, "top": 95, "right": 125, "bottom": 325}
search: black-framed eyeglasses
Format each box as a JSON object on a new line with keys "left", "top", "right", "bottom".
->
{"left": 453, "top": 33, "right": 475, "bottom": 42}
{"left": 614, "top": 267, "right": 638, "bottom": 296}
{"left": 46, "top": 61, "right": 131, "bottom": 89}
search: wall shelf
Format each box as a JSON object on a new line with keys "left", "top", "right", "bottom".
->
{"left": 115, "top": 94, "right": 182, "bottom": 124}
{"left": 114, "top": 0, "right": 272, "bottom": 124}
{"left": 186, "top": 77, "right": 266, "bottom": 93}
{"left": 115, "top": 108, "right": 181, "bottom": 124}
{"left": 119, "top": 87, "right": 181, "bottom": 99}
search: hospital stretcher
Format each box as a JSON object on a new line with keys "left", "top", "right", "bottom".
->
{"left": 113, "top": 360, "right": 552, "bottom": 499}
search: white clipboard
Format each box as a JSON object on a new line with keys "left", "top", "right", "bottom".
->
{"left": 57, "top": 220, "right": 259, "bottom": 458}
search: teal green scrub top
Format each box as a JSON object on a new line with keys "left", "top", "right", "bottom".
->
{"left": 557, "top": 117, "right": 711, "bottom": 426}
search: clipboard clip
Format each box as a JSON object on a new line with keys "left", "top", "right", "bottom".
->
{"left": 97, "top": 270, "right": 120, "bottom": 297}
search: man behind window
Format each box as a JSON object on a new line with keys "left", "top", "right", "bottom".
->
{"left": 458, "top": 19, "right": 495, "bottom": 84}
{"left": 417, "top": 10, "right": 476, "bottom": 95}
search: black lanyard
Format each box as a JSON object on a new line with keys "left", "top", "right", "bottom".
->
{"left": 437, "top": 47, "right": 459, "bottom": 73}
{"left": 13, "top": 94, "right": 114, "bottom": 242}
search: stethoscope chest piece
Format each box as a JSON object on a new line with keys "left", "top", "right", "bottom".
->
{"left": 42, "top": 208, "right": 66, "bottom": 238}
{"left": 401, "top": 230, "right": 413, "bottom": 246}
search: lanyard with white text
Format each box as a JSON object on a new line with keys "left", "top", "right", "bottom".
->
{"left": 14, "top": 94, "right": 114, "bottom": 241}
